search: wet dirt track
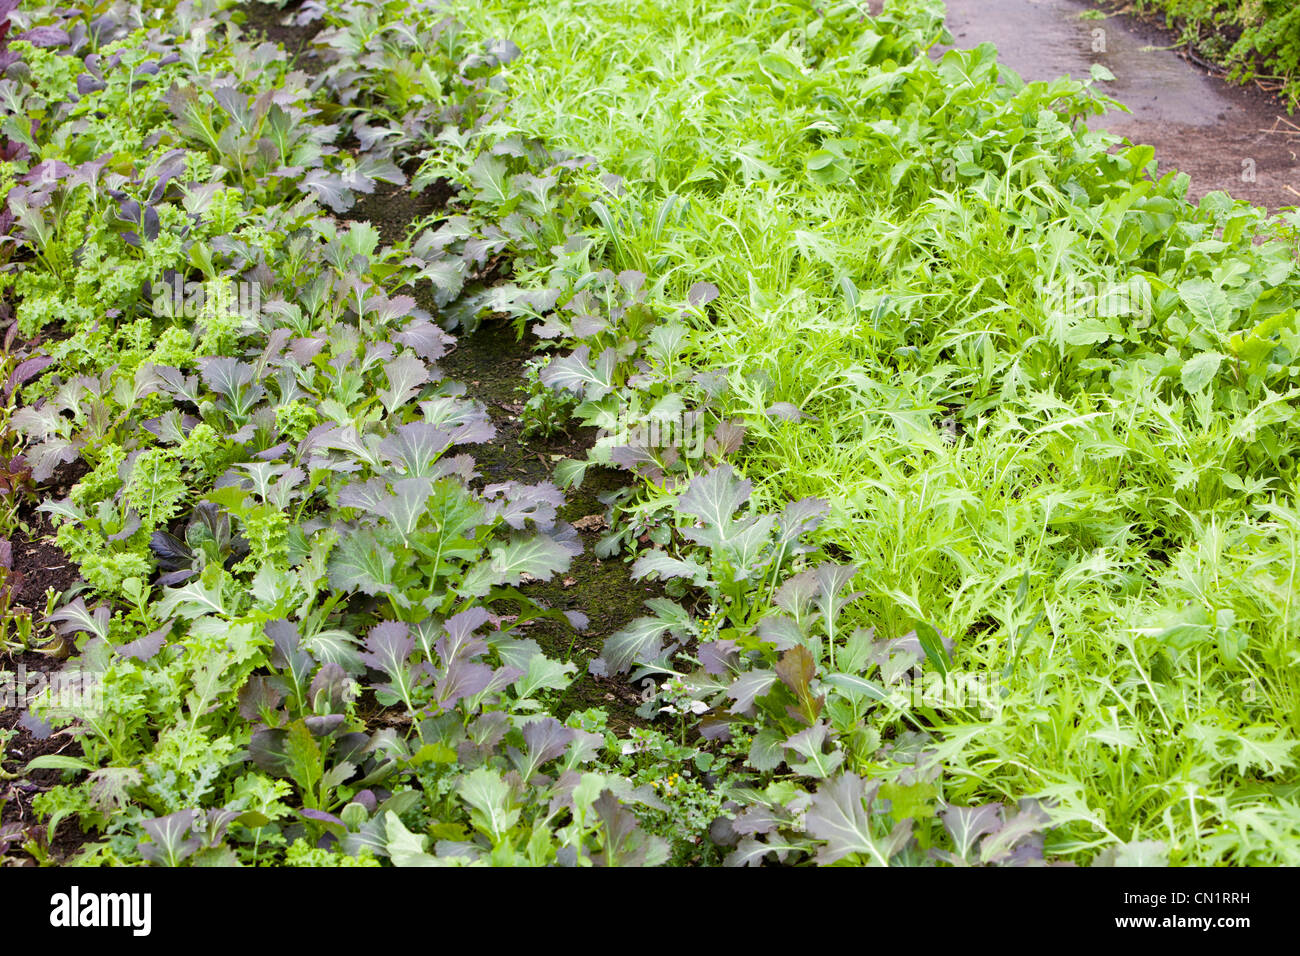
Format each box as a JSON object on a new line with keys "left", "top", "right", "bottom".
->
{"left": 937, "top": 0, "right": 1300, "bottom": 212}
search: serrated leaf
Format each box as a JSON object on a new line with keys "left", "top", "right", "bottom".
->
{"left": 596, "top": 616, "right": 675, "bottom": 675}
{"left": 457, "top": 766, "right": 519, "bottom": 842}
{"left": 460, "top": 532, "right": 579, "bottom": 597}
{"left": 806, "top": 773, "right": 909, "bottom": 865}
{"left": 677, "top": 464, "right": 751, "bottom": 536}
{"left": 940, "top": 803, "right": 1003, "bottom": 860}
{"left": 379, "top": 354, "right": 430, "bottom": 414}
{"left": 328, "top": 530, "right": 396, "bottom": 595}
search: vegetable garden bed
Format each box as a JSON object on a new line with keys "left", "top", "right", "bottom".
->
{"left": 1, "top": 0, "right": 1298, "bottom": 868}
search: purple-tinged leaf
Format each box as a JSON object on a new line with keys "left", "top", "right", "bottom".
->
{"left": 727, "top": 670, "right": 777, "bottom": 714}
{"left": 434, "top": 658, "right": 494, "bottom": 710}
{"left": 593, "top": 791, "right": 668, "bottom": 867}
{"left": 328, "top": 530, "right": 396, "bottom": 595}
{"left": 486, "top": 37, "right": 522, "bottom": 63}
{"left": 25, "top": 437, "right": 81, "bottom": 482}
{"left": 436, "top": 606, "right": 491, "bottom": 665}
{"left": 139, "top": 810, "right": 201, "bottom": 867}
{"left": 431, "top": 454, "right": 478, "bottom": 483}
{"left": 146, "top": 149, "right": 189, "bottom": 203}
{"left": 631, "top": 550, "right": 709, "bottom": 585}
{"left": 774, "top": 570, "right": 819, "bottom": 617}
{"left": 617, "top": 270, "right": 646, "bottom": 294}
{"left": 303, "top": 714, "right": 347, "bottom": 738}
{"left": 784, "top": 721, "right": 843, "bottom": 778}
{"left": 731, "top": 801, "right": 795, "bottom": 837}
{"left": 359, "top": 622, "right": 416, "bottom": 683}
{"left": 310, "top": 662, "right": 353, "bottom": 712}
{"left": 459, "top": 530, "right": 581, "bottom": 597}
{"left": 704, "top": 421, "right": 747, "bottom": 457}
{"left": 18, "top": 710, "right": 52, "bottom": 740}
{"left": 979, "top": 799, "right": 1051, "bottom": 865}
{"left": 698, "top": 639, "right": 739, "bottom": 676}
{"left": 198, "top": 357, "right": 256, "bottom": 400}
{"left": 539, "top": 345, "right": 617, "bottom": 400}
{"left": 1092, "top": 840, "right": 1169, "bottom": 867}
{"left": 48, "top": 597, "right": 111, "bottom": 640}
{"left": 677, "top": 464, "right": 751, "bottom": 535}
{"left": 608, "top": 442, "right": 663, "bottom": 481}
{"left": 117, "top": 625, "right": 170, "bottom": 662}
{"left": 266, "top": 620, "right": 315, "bottom": 690}
{"left": 152, "top": 366, "right": 201, "bottom": 403}
{"left": 299, "top": 169, "right": 353, "bottom": 213}
{"left": 238, "top": 676, "right": 283, "bottom": 721}
{"left": 376, "top": 477, "right": 434, "bottom": 538}
{"left": 687, "top": 281, "right": 719, "bottom": 308}
{"left": 106, "top": 509, "right": 141, "bottom": 543}
{"left": 806, "top": 773, "right": 912, "bottom": 865}
{"left": 940, "top": 803, "right": 1004, "bottom": 861}
{"left": 460, "top": 710, "right": 511, "bottom": 763}
{"left": 509, "top": 716, "right": 573, "bottom": 781}
{"left": 483, "top": 481, "right": 565, "bottom": 530}
{"left": 765, "top": 402, "right": 809, "bottom": 422}
{"left": 814, "top": 562, "right": 862, "bottom": 630}
{"left": 18, "top": 27, "right": 71, "bottom": 48}
{"left": 596, "top": 615, "right": 674, "bottom": 675}
{"left": 755, "top": 614, "right": 804, "bottom": 651}
{"left": 22, "top": 160, "right": 72, "bottom": 188}
{"left": 289, "top": 335, "right": 326, "bottom": 365}
{"left": 337, "top": 478, "right": 389, "bottom": 516}
{"left": 394, "top": 317, "right": 454, "bottom": 362}
{"left": 775, "top": 497, "right": 829, "bottom": 552}
{"left": 572, "top": 313, "right": 608, "bottom": 337}
{"left": 378, "top": 423, "right": 455, "bottom": 477}
{"left": 361, "top": 293, "right": 416, "bottom": 325}
{"left": 300, "top": 808, "right": 347, "bottom": 833}
{"left": 412, "top": 256, "right": 467, "bottom": 307}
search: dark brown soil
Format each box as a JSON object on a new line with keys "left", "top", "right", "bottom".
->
{"left": 1089, "top": 0, "right": 1300, "bottom": 213}
{"left": 340, "top": 175, "right": 455, "bottom": 249}
{"left": 1, "top": 651, "right": 90, "bottom": 865}
{"left": 7, "top": 510, "right": 80, "bottom": 613}
{"left": 236, "top": 1, "right": 326, "bottom": 70}
{"left": 442, "top": 322, "right": 575, "bottom": 487}
{"left": 1, "top": 332, "right": 91, "bottom": 863}
{"left": 3, "top": 454, "right": 87, "bottom": 630}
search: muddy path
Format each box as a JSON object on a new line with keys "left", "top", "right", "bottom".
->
{"left": 937, "top": 0, "right": 1299, "bottom": 212}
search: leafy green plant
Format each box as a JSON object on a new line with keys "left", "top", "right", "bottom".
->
{"left": 516, "top": 358, "right": 575, "bottom": 439}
